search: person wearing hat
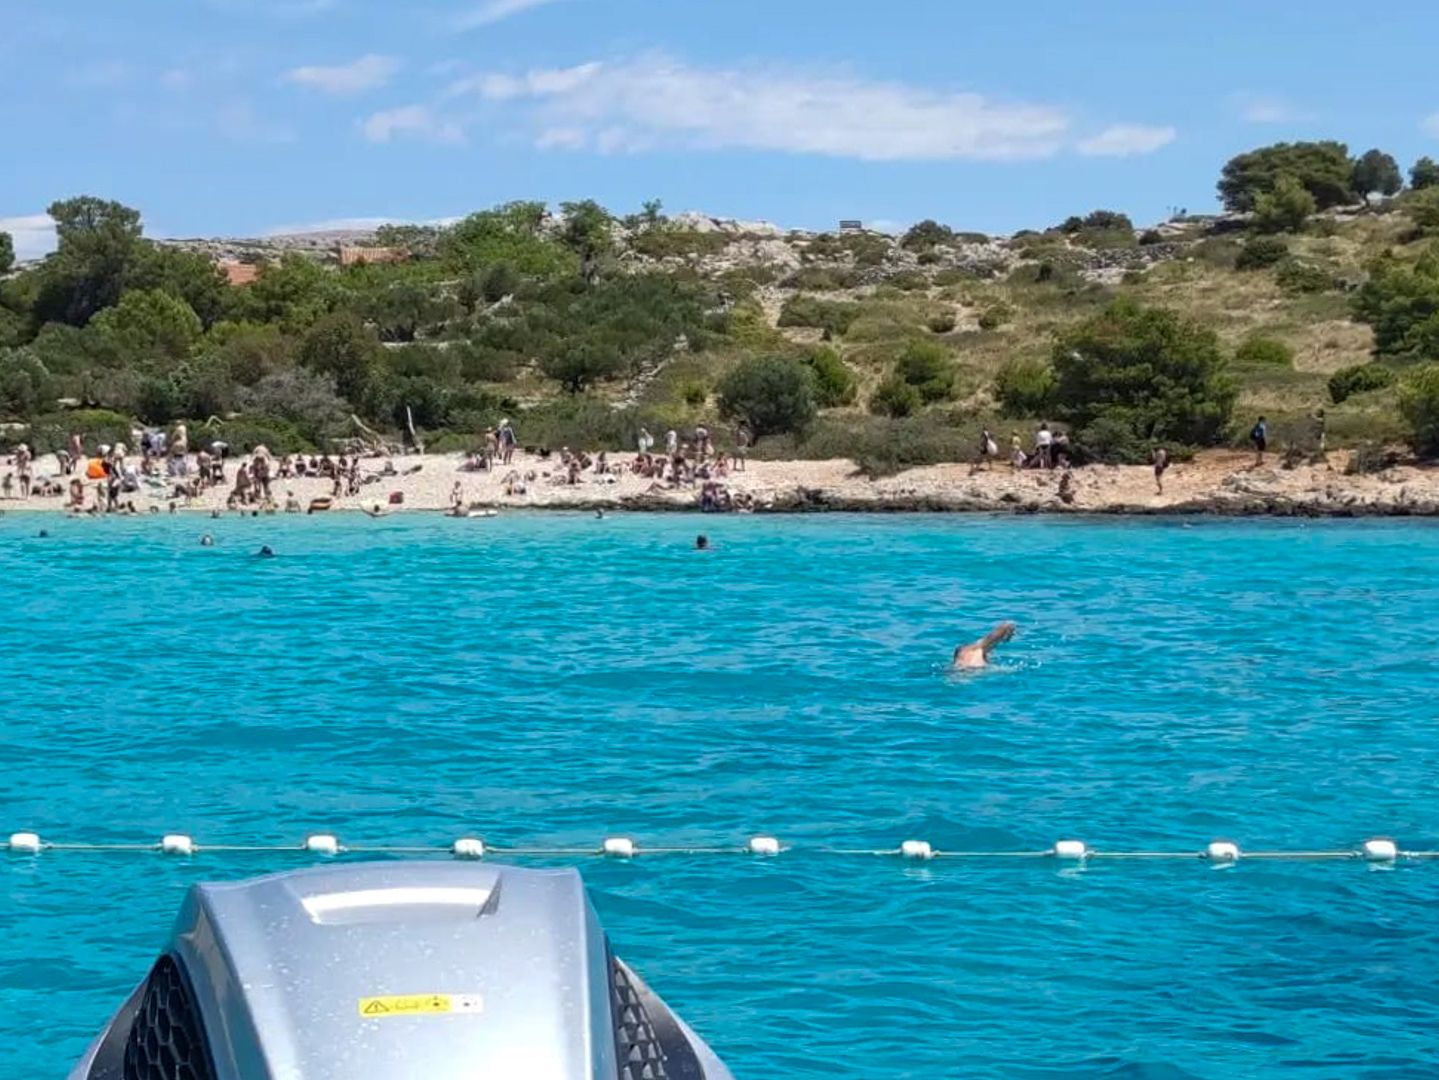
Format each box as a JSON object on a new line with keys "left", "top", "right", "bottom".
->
{"left": 497, "top": 419, "right": 517, "bottom": 465}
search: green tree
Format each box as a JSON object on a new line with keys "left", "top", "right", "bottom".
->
{"left": 205, "top": 321, "right": 294, "bottom": 386}
{"left": 894, "top": 340, "right": 956, "bottom": 402}
{"left": 800, "top": 346, "right": 857, "bottom": 406}
{"left": 1051, "top": 299, "right": 1235, "bottom": 456}
{"left": 297, "top": 311, "right": 380, "bottom": 405}
{"left": 89, "top": 288, "right": 202, "bottom": 364}
{"left": 125, "top": 244, "right": 228, "bottom": 327}
{"left": 440, "top": 201, "right": 575, "bottom": 279}
{"left": 558, "top": 200, "right": 614, "bottom": 282}
{"left": 1351, "top": 247, "right": 1439, "bottom": 359}
{"left": 1409, "top": 188, "right": 1439, "bottom": 238}
{"left": 993, "top": 357, "right": 1055, "bottom": 415}
{"left": 539, "top": 340, "right": 622, "bottom": 393}
{"left": 1235, "top": 236, "right": 1289, "bottom": 270}
{"left": 1351, "top": 149, "right": 1403, "bottom": 202}
{"left": 1411, "top": 157, "right": 1439, "bottom": 191}
{"left": 900, "top": 220, "right": 954, "bottom": 251}
{"left": 1399, "top": 364, "right": 1439, "bottom": 454}
{"left": 364, "top": 280, "right": 447, "bottom": 343}
{"left": 717, "top": 355, "right": 817, "bottom": 436}
{"left": 1252, "top": 174, "right": 1316, "bottom": 233}
{"left": 0, "top": 348, "right": 56, "bottom": 417}
{"left": 34, "top": 196, "right": 145, "bottom": 325}
{"left": 0, "top": 231, "right": 13, "bottom": 275}
{"left": 229, "top": 254, "right": 339, "bottom": 330}
{"left": 1217, "top": 141, "right": 1353, "bottom": 212}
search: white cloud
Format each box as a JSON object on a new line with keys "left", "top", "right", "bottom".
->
{"left": 0, "top": 214, "right": 58, "bottom": 261}
{"left": 1076, "top": 123, "right": 1176, "bottom": 157}
{"left": 361, "top": 105, "right": 465, "bottom": 145}
{"left": 449, "top": 55, "right": 1072, "bottom": 161}
{"left": 453, "top": 0, "right": 559, "bottom": 30}
{"left": 284, "top": 54, "right": 400, "bottom": 96}
{"left": 1422, "top": 112, "right": 1439, "bottom": 138}
{"left": 1231, "top": 93, "right": 1311, "bottom": 125}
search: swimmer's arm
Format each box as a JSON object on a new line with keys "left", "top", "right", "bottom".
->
{"left": 976, "top": 621, "right": 1017, "bottom": 657}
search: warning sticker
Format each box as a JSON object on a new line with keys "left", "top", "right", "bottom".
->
{"left": 358, "top": 993, "right": 484, "bottom": 1018}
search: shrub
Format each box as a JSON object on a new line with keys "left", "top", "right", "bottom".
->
{"left": 1275, "top": 258, "right": 1335, "bottom": 294}
{"left": 901, "top": 220, "right": 954, "bottom": 251}
{"left": 885, "top": 270, "right": 930, "bottom": 291}
{"left": 1252, "top": 174, "right": 1317, "bottom": 233}
{"left": 777, "top": 295, "right": 861, "bottom": 336}
{"left": 1138, "top": 229, "right": 1164, "bottom": 246}
{"left": 1409, "top": 189, "right": 1439, "bottom": 238}
{"left": 1352, "top": 249, "right": 1439, "bottom": 359}
{"left": 993, "top": 358, "right": 1055, "bottom": 416}
{"left": 1061, "top": 210, "right": 1133, "bottom": 234}
{"left": 976, "top": 303, "right": 1013, "bottom": 331}
{"left": 869, "top": 374, "right": 922, "bottom": 418}
{"left": 717, "top": 355, "right": 817, "bottom": 436}
{"left": 1398, "top": 363, "right": 1439, "bottom": 455}
{"left": 1075, "top": 411, "right": 1156, "bottom": 464}
{"left": 1233, "top": 336, "right": 1295, "bottom": 370}
{"left": 1328, "top": 363, "right": 1396, "bottom": 404}
{"left": 927, "top": 312, "right": 957, "bottom": 334}
{"left": 1235, "top": 236, "right": 1289, "bottom": 270}
{"left": 894, "top": 340, "right": 955, "bottom": 402}
{"left": 1051, "top": 299, "right": 1235, "bottom": 448}
{"left": 800, "top": 346, "right": 857, "bottom": 407}
{"left": 781, "top": 266, "right": 861, "bottom": 291}
{"left": 1412, "top": 157, "right": 1439, "bottom": 191}
{"left": 23, "top": 408, "right": 135, "bottom": 456}
{"left": 236, "top": 367, "right": 349, "bottom": 440}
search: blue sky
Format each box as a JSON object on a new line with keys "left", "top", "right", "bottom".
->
{"left": 4, "top": 0, "right": 1439, "bottom": 257}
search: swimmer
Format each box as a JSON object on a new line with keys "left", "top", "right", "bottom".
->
{"left": 695, "top": 534, "right": 709, "bottom": 550}
{"left": 257, "top": 545, "right": 275, "bottom": 558}
{"left": 37, "top": 529, "right": 49, "bottom": 538}
{"left": 200, "top": 534, "right": 214, "bottom": 547}
{"left": 595, "top": 509, "right": 605, "bottom": 519}
{"left": 952, "top": 621, "right": 1016, "bottom": 670}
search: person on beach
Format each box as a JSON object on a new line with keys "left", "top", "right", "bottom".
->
{"left": 1009, "top": 432, "right": 1027, "bottom": 470}
{"left": 637, "top": 427, "right": 654, "bottom": 455}
{"left": 497, "top": 419, "right": 517, "bottom": 465}
{"left": 1152, "top": 446, "right": 1170, "bottom": 494}
{"left": 1034, "top": 424, "right": 1053, "bottom": 469}
{"left": 1312, "top": 408, "right": 1330, "bottom": 469}
{"left": 952, "top": 622, "right": 1017, "bottom": 670}
{"left": 665, "top": 429, "right": 679, "bottom": 457}
{"left": 978, "top": 429, "right": 998, "bottom": 471}
{"left": 1250, "top": 416, "right": 1268, "bottom": 465}
{"left": 732, "top": 424, "right": 750, "bottom": 472}
{"left": 15, "top": 443, "right": 32, "bottom": 498}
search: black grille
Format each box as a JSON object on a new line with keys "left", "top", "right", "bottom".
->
{"left": 122, "top": 955, "right": 217, "bottom": 1080}
{"left": 611, "top": 955, "right": 669, "bottom": 1080}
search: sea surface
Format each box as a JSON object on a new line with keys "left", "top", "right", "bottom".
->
{"left": 2, "top": 512, "right": 1438, "bottom": 1078}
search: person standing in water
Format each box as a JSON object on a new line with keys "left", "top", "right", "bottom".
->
{"left": 952, "top": 622, "right": 1016, "bottom": 670}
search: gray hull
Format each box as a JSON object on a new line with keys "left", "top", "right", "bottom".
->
{"left": 70, "top": 861, "right": 733, "bottom": 1079}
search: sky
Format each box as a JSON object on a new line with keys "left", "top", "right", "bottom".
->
{"left": 3, "top": 0, "right": 1439, "bottom": 258}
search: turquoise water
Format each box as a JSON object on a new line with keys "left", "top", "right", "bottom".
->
{"left": 3, "top": 512, "right": 1439, "bottom": 1078}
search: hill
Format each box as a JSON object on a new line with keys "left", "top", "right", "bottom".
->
{"left": 4, "top": 142, "right": 1439, "bottom": 472}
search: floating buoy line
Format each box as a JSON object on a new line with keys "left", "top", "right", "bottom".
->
{"left": 5, "top": 832, "right": 1435, "bottom": 867}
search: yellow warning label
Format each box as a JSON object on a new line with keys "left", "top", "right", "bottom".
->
{"left": 358, "top": 993, "right": 483, "bottom": 1018}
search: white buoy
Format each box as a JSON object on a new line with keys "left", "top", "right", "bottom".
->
{"left": 900, "top": 840, "right": 935, "bottom": 860}
{"left": 1052, "top": 840, "right": 1089, "bottom": 860}
{"left": 748, "top": 836, "right": 781, "bottom": 856}
{"left": 160, "top": 834, "right": 196, "bottom": 856}
{"left": 1205, "top": 840, "right": 1241, "bottom": 864}
{"left": 1361, "top": 838, "right": 1398, "bottom": 863}
{"left": 602, "top": 837, "right": 636, "bottom": 858}
{"left": 7, "top": 832, "right": 41, "bottom": 854}
{"left": 452, "top": 837, "right": 485, "bottom": 860}
{"left": 303, "top": 834, "right": 340, "bottom": 856}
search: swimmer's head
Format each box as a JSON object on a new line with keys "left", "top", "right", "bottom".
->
{"left": 258, "top": 545, "right": 275, "bottom": 558}
{"left": 695, "top": 534, "right": 709, "bottom": 550}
